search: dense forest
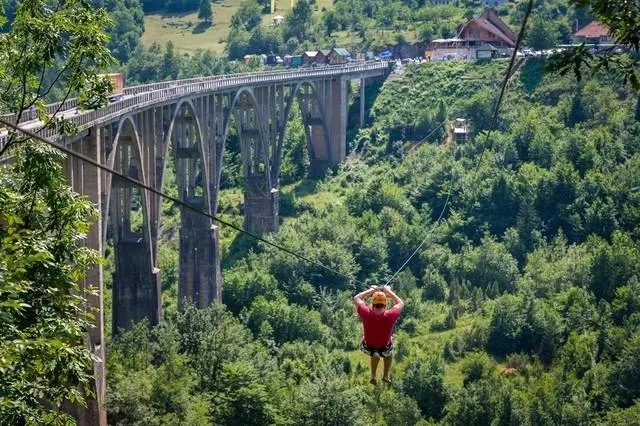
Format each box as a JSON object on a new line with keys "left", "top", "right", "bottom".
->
{"left": 103, "top": 58, "right": 640, "bottom": 424}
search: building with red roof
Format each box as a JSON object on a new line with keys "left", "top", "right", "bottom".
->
{"left": 573, "top": 21, "right": 612, "bottom": 44}
{"left": 459, "top": 8, "right": 517, "bottom": 49}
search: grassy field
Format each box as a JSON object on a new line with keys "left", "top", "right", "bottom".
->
{"left": 140, "top": 0, "right": 239, "bottom": 53}
{"left": 140, "top": 0, "right": 335, "bottom": 54}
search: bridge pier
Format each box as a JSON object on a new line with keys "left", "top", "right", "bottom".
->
{"left": 109, "top": 120, "right": 161, "bottom": 334}
{"left": 65, "top": 128, "right": 107, "bottom": 426}
{"left": 330, "top": 77, "right": 348, "bottom": 165}
{"left": 112, "top": 239, "right": 161, "bottom": 330}
{"left": 244, "top": 174, "right": 279, "bottom": 233}
{"left": 360, "top": 77, "right": 366, "bottom": 128}
{"left": 179, "top": 198, "right": 221, "bottom": 307}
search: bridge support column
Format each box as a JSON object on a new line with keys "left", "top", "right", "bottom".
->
{"left": 111, "top": 153, "right": 160, "bottom": 333}
{"left": 66, "top": 128, "right": 107, "bottom": 426}
{"left": 179, "top": 198, "right": 221, "bottom": 307}
{"left": 112, "top": 239, "right": 161, "bottom": 331}
{"left": 330, "top": 77, "right": 348, "bottom": 165}
{"left": 360, "top": 77, "right": 366, "bottom": 128}
{"left": 244, "top": 174, "right": 279, "bottom": 233}
{"left": 307, "top": 78, "right": 347, "bottom": 175}
{"left": 309, "top": 124, "right": 331, "bottom": 177}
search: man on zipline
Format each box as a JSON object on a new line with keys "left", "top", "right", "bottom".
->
{"left": 353, "top": 285, "right": 404, "bottom": 385}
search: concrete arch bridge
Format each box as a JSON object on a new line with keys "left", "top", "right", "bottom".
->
{"left": 2, "top": 61, "right": 390, "bottom": 423}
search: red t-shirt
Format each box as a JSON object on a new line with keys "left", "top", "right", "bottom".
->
{"left": 357, "top": 304, "right": 402, "bottom": 348}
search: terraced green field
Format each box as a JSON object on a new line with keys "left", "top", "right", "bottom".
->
{"left": 140, "top": 0, "right": 335, "bottom": 54}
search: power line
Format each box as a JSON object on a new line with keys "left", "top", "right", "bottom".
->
{"left": 384, "top": 0, "right": 534, "bottom": 286}
{"left": 0, "top": 119, "right": 367, "bottom": 287}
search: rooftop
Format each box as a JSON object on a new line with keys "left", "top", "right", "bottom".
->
{"left": 574, "top": 21, "right": 609, "bottom": 38}
{"left": 333, "top": 47, "right": 351, "bottom": 56}
{"left": 460, "top": 8, "right": 517, "bottom": 47}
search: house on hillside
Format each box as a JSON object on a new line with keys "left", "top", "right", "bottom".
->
{"left": 302, "top": 51, "right": 318, "bottom": 65}
{"left": 573, "top": 21, "right": 612, "bottom": 44}
{"left": 316, "top": 49, "right": 331, "bottom": 65}
{"left": 459, "top": 8, "right": 517, "bottom": 49}
{"left": 424, "top": 9, "right": 514, "bottom": 60}
{"left": 329, "top": 47, "right": 351, "bottom": 65}
{"left": 273, "top": 15, "right": 285, "bottom": 26}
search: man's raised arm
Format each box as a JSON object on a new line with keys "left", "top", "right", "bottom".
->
{"left": 383, "top": 285, "right": 404, "bottom": 310}
{"left": 353, "top": 287, "right": 376, "bottom": 307}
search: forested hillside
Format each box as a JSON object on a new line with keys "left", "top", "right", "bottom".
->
{"left": 105, "top": 59, "right": 640, "bottom": 424}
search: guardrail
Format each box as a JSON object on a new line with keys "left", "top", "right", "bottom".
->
{"left": 121, "top": 62, "right": 382, "bottom": 96}
{"left": 0, "top": 98, "right": 80, "bottom": 126}
{"left": 0, "top": 62, "right": 384, "bottom": 126}
{"left": 0, "top": 61, "right": 389, "bottom": 148}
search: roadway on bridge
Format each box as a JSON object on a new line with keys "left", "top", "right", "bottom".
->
{"left": 0, "top": 61, "right": 390, "bottom": 147}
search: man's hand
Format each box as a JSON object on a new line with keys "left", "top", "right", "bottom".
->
{"left": 354, "top": 286, "right": 377, "bottom": 307}
{"left": 382, "top": 285, "right": 404, "bottom": 310}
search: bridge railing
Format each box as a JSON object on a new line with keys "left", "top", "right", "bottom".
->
{"left": 0, "top": 62, "right": 385, "bottom": 125}
{"left": 121, "top": 61, "right": 384, "bottom": 96}
{"left": 0, "top": 62, "right": 390, "bottom": 147}
{"left": 0, "top": 98, "right": 80, "bottom": 126}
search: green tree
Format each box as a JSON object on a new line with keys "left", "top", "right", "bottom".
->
{"left": 161, "top": 41, "right": 182, "bottom": 80}
{"left": 379, "top": 388, "right": 423, "bottom": 425}
{"left": 567, "top": 83, "right": 586, "bottom": 127}
{"left": 226, "top": 28, "right": 252, "bottom": 60}
{"left": 198, "top": 0, "right": 213, "bottom": 23}
{"left": 290, "top": 372, "right": 366, "bottom": 425}
{"left": 0, "top": 145, "right": 102, "bottom": 423}
{"left": 230, "top": 0, "right": 262, "bottom": 31}
{"left": 403, "top": 355, "right": 449, "bottom": 419}
{"left": 283, "top": 0, "right": 312, "bottom": 43}
{"left": 214, "top": 361, "right": 276, "bottom": 425}
{"left": 488, "top": 294, "right": 526, "bottom": 356}
{"left": 525, "top": 16, "right": 559, "bottom": 50}
{"left": 443, "top": 376, "right": 510, "bottom": 426}
{"left": 0, "top": 0, "right": 113, "bottom": 422}
{"left": 0, "top": 0, "right": 113, "bottom": 150}
{"left": 601, "top": 401, "right": 640, "bottom": 425}
{"left": 423, "top": 269, "right": 447, "bottom": 302}
{"left": 612, "top": 330, "right": 640, "bottom": 407}
{"left": 324, "top": 9, "right": 340, "bottom": 36}
{"left": 106, "top": 0, "right": 145, "bottom": 63}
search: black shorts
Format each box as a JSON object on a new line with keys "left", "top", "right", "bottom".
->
{"left": 360, "top": 338, "right": 394, "bottom": 358}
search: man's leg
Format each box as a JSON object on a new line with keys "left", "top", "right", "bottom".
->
{"left": 370, "top": 356, "right": 380, "bottom": 384}
{"left": 382, "top": 356, "right": 393, "bottom": 381}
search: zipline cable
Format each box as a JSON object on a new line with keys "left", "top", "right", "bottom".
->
{"left": 0, "top": 119, "right": 368, "bottom": 287}
{"left": 406, "top": 120, "right": 447, "bottom": 155}
{"left": 384, "top": 0, "right": 534, "bottom": 286}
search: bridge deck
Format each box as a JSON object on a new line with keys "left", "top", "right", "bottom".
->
{"left": 0, "top": 61, "right": 389, "bottom": 149}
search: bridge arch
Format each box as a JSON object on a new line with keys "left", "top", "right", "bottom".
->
{"left": 273, "top": 80, "right": 331, "bottom": 181}
{"left": 220, "top": 87, "right": 271, "bottom": 191}
{"left": 160, "top": 98, "right": 211, "bottom": 213}
{"left": 104, "top": 114, "right": 152, "bottom": 246}
{"left": 104, "top": 114, "right": 159, "bottom": 332}
{"left": 160, "top": 98, "right": 218, "bottom": 308}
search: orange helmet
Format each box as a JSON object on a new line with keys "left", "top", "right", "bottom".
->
{"left": 372, "top": 291, "right": 387, "bottom": 306}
